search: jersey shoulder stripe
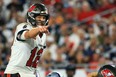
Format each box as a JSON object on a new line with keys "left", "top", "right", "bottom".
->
{"left": 16, "top": 29, "right": 29, "bottom": 41}
{"left": 15, "top": 23, "right": 32, "bottom": 41}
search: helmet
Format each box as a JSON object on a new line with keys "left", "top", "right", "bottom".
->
{"left": 46, "top": 72, "right": 61, "bottom": 77}
{"left": 27, "top": 3, "right": 49, "bottom": 27}
{"left": 98, "top": 64, "right": 116, "bottom": 77}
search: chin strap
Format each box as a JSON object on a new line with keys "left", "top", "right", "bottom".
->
{"left": 44, "top": 20, "right": 49, "bottom": 25}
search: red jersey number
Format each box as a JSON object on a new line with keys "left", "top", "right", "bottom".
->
{"left": 26, "top": 47, "right": 43, "bottom": 68}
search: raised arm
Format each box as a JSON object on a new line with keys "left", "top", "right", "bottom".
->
{"left": 24, "top": 26, "right": 49, "bottom": 39}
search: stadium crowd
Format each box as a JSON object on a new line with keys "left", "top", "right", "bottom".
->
{"left": 0, "top": 0, "right": 116, "bottom": 77}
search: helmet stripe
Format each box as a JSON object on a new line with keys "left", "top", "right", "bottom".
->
{"left": 28, "top": 5, "right": 36, "bottom": 12}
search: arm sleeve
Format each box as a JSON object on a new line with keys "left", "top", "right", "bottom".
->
{"left": 16, "top": 29, "right": 29, "bottom": 41}
{"left": 16, "top": 23, "right": 31, "bottom": 41}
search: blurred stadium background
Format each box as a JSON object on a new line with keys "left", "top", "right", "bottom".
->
{"left": 0, "top": 0, "right": 116, "bottom": 77}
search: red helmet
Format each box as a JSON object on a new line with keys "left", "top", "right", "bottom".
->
{"left": 98, "top": 64, "right": 116, "bottom": 77}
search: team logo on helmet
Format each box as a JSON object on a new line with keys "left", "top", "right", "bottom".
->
{"left": 28, "top": 5, "right": 36, "bottom": 12}
{"left": 101, "top": 69, "right": 115, "bottom": 77}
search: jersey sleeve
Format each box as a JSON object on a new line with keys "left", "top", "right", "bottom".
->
{"left": 15, "top": 23, "right": 31, "bottom": 41}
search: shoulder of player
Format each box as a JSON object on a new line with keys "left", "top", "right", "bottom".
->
{"left": 16, "top": 23, "right": 29, "bottom": 28}
{"left": 14, "top": 23, "right": 32, "bottom": 32}
{"left": 16, "top": 22, "right": 33, "bottom": 29}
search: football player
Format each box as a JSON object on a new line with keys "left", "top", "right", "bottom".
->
{"left": 4, "top": 3, "right": 50, "bottom": 77}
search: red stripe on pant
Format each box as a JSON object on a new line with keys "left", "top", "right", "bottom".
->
{"left": 7, "top": 74, "right": 11, "bottom": 77}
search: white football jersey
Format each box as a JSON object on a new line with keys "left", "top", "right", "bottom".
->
{"left": 5, "top": 23, "right": 46, "bottom": 74}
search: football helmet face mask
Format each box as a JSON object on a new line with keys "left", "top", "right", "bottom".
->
{"left": 98, "top": 65, "right": 116, "bottom": 77}
{"left": 46, "top": 72, "right": 61, "bottom": 77}
{"left": 27, "top": 3, "right": 49, "bottom": 27}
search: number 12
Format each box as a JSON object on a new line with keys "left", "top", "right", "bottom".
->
{"left": 26, "top": 47, "right": 43, "bottom": 68}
